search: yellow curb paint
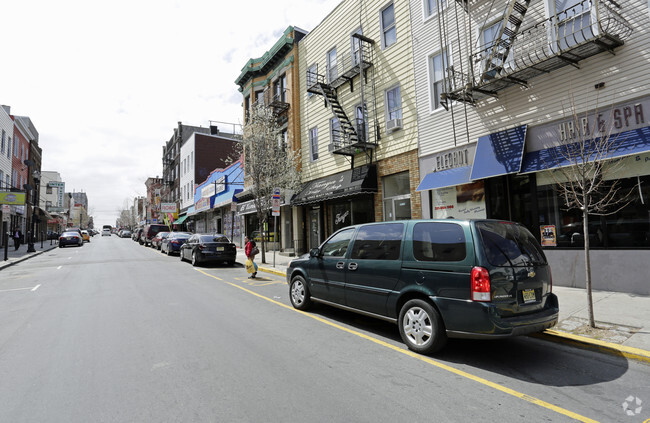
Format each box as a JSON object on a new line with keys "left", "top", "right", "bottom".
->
{"left": 194, "top": 268, "right": 599, "bottom": 423}
{"left": 538, "top": 330, "right": 650, "bottom": 364}
{"left": 257, "top": 266, "right": 286, "bottom": 277}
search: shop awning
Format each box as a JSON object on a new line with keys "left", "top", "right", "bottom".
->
{"left": 470, "top": 125, "right": 527, "bottom": 180}
{"left": 291, "top": 165, "right": 377, "bottom": 206}
{"left": 174, "top": 215, "right": 188, "bottom": 225}
{"left": 520, "top": 126, "right": 650, "bottom": 174}
{"left": 416, "top": 166, "right": 472, "bottom": 191}
{"left": 186, "top": 206, "right": 196, "bottom": 216}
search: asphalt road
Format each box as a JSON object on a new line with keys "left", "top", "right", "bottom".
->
{"left": 0, "top": 236, "right": 648, "bottom": 422}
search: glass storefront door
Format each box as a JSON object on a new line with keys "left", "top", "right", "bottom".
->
{"left": 309, "top": 208, "right": 321, "bottom": 249}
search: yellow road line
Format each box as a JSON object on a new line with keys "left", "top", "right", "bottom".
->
{"left": 194, "top": 268, "right": 598, "bottom": 423}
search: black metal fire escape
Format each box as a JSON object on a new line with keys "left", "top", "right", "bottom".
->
{"left": 445, "top": 0, "right": 632, "bottom": 105}
{"left": 306, "top": 33, "right": 377, "bottom": 168}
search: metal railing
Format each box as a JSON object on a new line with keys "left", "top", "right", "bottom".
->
{"left": 447, "top": 0, "right": 632, "bottom": 91}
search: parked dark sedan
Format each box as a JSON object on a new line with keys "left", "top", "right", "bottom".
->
{"left": 151, "top": 231, "right": 170, "bottom": 249}
{"left": 59, "top": 231, "right": 83, "bottom": 248}
{"left": 161, "top": 232, "right": 191, "bottom": 255}
{"left": 179, "top": 233, "right": 236, "bottom": 266}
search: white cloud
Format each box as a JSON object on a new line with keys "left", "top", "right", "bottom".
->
{"left": 2, "top": 0, "right": 342, "bottom": 226}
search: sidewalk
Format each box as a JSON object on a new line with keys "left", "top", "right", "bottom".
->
{"left": 0, "top": 239, "right": 59, "bottom": 271}
{"left": 242, "top": 249, "right": 650, "bottom": 361}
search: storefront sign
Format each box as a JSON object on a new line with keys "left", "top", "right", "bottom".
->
{"left": 0, "top": 192, "right": 26, "bottom": 205}
{"left": 161, "top": 203, "right": 177, "bottom": 213}
{"left": 195, "top": 197, "right": 211, "bottom": 213}
{"left": 292, "top": 165, "right": 377, "bottom": 205}
{"left": 201, "top": 176, "right": 227, "bottom": 198}
{"left": 433, "top": 147, "right": 471, "bottom": 172}
{"left": 527, "top": 98, "right": 649, "bottom": 151}
{"left": 272, "top": 188, "right": 281, "bottom": 217}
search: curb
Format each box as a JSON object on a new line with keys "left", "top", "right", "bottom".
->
{"left": 255, "top": 266, "right": 650, "bottom": 364}
{"left": 531, "top": 330, "right": 650, "bottom": 365}
{"left": 257, "top": 266, "right": 287, "bottom": 278}
{"left": 0, "top": 245, "right": 58, "bottom": 271}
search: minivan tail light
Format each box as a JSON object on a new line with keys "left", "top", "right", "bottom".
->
{"left": 471, "top": 267, "right": 491, "bottom": 302}
{"left": 199, "top": 244, "right": 205, "bottom": 250}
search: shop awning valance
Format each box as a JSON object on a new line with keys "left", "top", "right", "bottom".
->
{"left": 291, "top": 165, "right": 377, "bottom": 206}
{"left": 416, "top": 166, "right": 473, "bottom": 192}
{"left": 470, "top": 125, "right": 527, "bottom": 180}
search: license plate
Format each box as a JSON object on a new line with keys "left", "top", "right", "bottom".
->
{"left": 217, "top": 246, "right": 224, "bottom": 251}
{"left": 522, "top": 289, "right": 536, "bottom": 303}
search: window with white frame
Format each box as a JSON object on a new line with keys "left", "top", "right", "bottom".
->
{"left": 6, "top": 137, "right": 9, "bottom": 158}
{"left": 429, "top": 49, "right": 449, "bottom": 110}
{"left": 385, "top": 86, "right": 402, "bottom": 121}
{"left": 309, "top": 127, "right": 319, "bottom": 161}
{"left": 14, "top": 137, "right": 18, "bottom": 157}
{"left": 1, "top": 129, "right": 5, "bottom": 154}
{"left": 552, "top": 0, "right": 595, "bottom": 50}
{"left": 424, "top": 0, "right": 446, "bottom": 19}
{"left": 351, "top": 28, "right": 363, "bottom": 66}
{"left": 307, "top": 64, "right": 317, "bottom": 96}
{"left": 356, "top": 104, "right": 369, "bottom": 142}
{"left": 330, "top": 117, "right": 341, "bottom": 146}
{"left": 381, "top": 2, "right": 397, "bottom": 48}
{"left": 327, "top": 48, "right": 338, "bottom": 83}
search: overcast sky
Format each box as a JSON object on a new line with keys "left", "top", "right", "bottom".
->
{"left": 2, "top": 0, "right": 341, "bottom": 226}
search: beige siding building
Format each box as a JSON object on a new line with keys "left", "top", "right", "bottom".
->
{"left": 294, "top": 0, "right": 420, "bottom": 251}
{"left": 411, "top": 0, "right": 650, "bottom": 294}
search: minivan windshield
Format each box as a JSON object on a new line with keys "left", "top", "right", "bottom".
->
{"left": 477, "top": 221, "right": 547, "bottom": 267}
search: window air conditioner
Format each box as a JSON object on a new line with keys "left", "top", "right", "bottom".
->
{"left": 386, "top": 118, "right": 402, "bottom": 133}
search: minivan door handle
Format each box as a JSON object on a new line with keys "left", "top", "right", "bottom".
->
{"left": 336, "top": 261, "right": 345, "bottom": 270}
{"left": 348, "top": 262, "right": 358, "bottom": 271}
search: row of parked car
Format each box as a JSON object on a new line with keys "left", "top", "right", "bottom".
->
{"left": 122, "top": 224, "right": 237, "bottom": 267}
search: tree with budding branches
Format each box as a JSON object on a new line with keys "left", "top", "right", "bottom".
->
{"left": 241, "top": 103, "right": 301, "bottom": 263}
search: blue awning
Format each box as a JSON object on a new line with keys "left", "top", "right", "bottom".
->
{"left": 416, "top": 166, "right": 472, "bottom": 191}
{"left": 520, "top": 126, "right": 650, "bottom": 173}
{"left": 470, "top": 125, "right": 527, "bottom": 180}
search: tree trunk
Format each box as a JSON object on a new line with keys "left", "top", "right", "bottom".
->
{"left": 583, "top": 208, "right": 596, "bottom": 328}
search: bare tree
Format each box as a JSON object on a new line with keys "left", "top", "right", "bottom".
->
{"left": 547, "top": 101, "right": 635, "bottom": 328}
{"left": 242, "top": 103, "right": 301, "bottom": 263}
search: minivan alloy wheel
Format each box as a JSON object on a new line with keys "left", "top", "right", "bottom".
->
{"left": 289, "top": 276, "right": 312, "bottom": 310}
{"left": 398, "top": 299, "right": 446, "bottom": 354}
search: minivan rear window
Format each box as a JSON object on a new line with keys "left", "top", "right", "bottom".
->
{"left": 413, "top": 222, "right": 466, "bottom": 262}
{"left": 477, "top": 221, "right": 547, "bottom": 267}
{"left": 350, "top": 223, "right": 403, "bottom": 260}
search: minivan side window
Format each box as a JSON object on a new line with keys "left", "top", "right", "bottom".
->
{"left": 350, "top": 223, "right": 403, "bottom": 260}
{"left": 413, "top": 222, "right": 466, "bottom": 262}
{"left": 321, "top": 228, "right": 355, "bottom": 257}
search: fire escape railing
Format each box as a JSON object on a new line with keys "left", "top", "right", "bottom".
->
{"left": 444, "top": 0, "right": 632, "bottom": 105}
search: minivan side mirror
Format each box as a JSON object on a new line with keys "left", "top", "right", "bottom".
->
{"left": 309, "top": 248, "right": 321, "bottom": 258}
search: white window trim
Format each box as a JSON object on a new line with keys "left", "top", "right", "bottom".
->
{"left": 422, "top": 0, "right": 447, "bottom": 23}
{"left": 307, "top": 63, "right": 318, "bottom": 98}
{"left": 350, "top": 27, "right": 363, "bottom": 66}
{"left": 384, "top": 84, "right": 403, "bottom": 123}
{"left": 326, "top": 47, "right": 338, "bottom": 83}
{"left": 426, "top": 45, "right": 453, "bottom": 114}
{"left": 380, "top": 1, "right": 397, "bottom": 50}
{"left": 309, "top": 127, "right": 319, "bottom": 162}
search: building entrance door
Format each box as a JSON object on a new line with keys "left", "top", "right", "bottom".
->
{"left": 309, "top": 209, "right": 321, "bottom": 249}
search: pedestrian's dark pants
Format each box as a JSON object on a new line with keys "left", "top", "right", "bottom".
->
{"left": 13, "top": 238, "right": 19, "bottom": 250}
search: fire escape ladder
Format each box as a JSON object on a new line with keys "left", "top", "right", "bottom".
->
{"left": 481, "top": 0, "right": 531, "bottom": 82}
{"left": 316, "top": 83, "right": 359, "bottom": 145}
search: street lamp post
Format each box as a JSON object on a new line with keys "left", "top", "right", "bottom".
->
{"left": 26, "top": 169, "right": 40, "bottom": 253}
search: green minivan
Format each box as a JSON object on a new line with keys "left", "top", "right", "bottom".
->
{"left": 287, "top": 219, "right": 558, "bottom": 354}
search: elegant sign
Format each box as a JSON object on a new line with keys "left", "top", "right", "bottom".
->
{"left": 161, "top": 203, "right": 177, "bottom": 213}
{"left": 433, "top": 147, "right": 471, "bottom": 172}
{"left": 0, "top": 192, "right": 26, "bottom": 205}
